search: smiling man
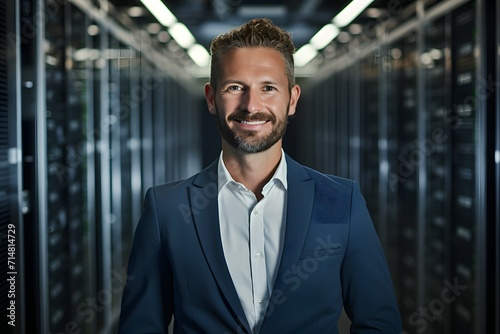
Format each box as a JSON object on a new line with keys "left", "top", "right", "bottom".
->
{"left": 207, "top": 46, "right": 298, "bottom": 154}
{"left": 119, "top": 18, "right": 402, "bottom": 334}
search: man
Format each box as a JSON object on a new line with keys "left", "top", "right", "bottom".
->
{"left": 119, "top": 18, "right": 402, "bottom": 333}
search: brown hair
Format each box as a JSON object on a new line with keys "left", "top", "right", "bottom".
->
{"left": 209, "top": 18, "right": 296, "bottom": 90}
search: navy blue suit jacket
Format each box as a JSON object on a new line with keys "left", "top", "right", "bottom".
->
{"left": 119, "top": 155, "right": 402, "bottom": 333}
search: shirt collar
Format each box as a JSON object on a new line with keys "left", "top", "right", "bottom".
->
{"left": 217, "top": 149, "right": 288, "bottom": 193}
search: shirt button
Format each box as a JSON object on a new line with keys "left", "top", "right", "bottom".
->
{"left": 258, "top": 299, "right": 264, "bottom": 304}
{"left": 253, "top": 209, "right": 259, "bottom": 215}
{"left": 254, "top": 252, "right": 262, "bottom": 259}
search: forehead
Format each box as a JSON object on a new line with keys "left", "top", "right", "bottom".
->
{"left": 219, "top": 47, "right": 287, "bottom": 82}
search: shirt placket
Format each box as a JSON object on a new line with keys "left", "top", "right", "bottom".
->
{"left": 249, "top": 199, "right": 267, "bottom": 330}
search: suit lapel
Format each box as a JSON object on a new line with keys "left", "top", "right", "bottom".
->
{"left": 188, "top": 156, "right": 315, "bottom": 333}
{"left": 271, "top": 156, "right": 315, "bottom": 296}
{"left": 189, "top": 161, "right": 251, "bottom": 333}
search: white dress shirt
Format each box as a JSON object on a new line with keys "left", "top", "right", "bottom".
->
{"left": 218, "top": 150, "right": 288, "bottom": 334}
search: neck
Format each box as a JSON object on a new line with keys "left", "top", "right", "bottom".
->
{"left": 221, "top": 142, "right": 283, "bottom": 201}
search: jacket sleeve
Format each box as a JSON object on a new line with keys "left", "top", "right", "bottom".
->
{"left": 118, "top": 188, "right": 173, "bottom": 333}
{"left": 341, "top": 182, "right": 402, "bottom": 333}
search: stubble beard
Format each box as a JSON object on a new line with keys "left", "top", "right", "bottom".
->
{"left": 215, "top": 106, "right": 289, "bottom": 154}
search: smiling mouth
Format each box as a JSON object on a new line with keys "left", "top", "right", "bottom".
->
{"left": 238, "top": 120, "right": 267, "bottom": 125}
{"left": 229, "top": 111, "right": 274, "bottom": 126}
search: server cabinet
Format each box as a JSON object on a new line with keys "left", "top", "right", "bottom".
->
{"left": 1, "top": 0, "right": 24, "bottom": 332}
{"left": 310, "top": 76, "right": 333, "bottom": 174}
{"left": 90, "top": 17, "right": 112, "bottom": 332}
{"left": 108, "top": 35, "right": 134, "bottom": 325}
{"left": 16, "top": 0, "right": 202, "bottom": 332}
{"left": 19, "top": 0, "right": 43, "bottom": 330}
{"left": 153, "top": 75, "right": 167, "bottom": 186}
{"left": 422, "top": 16, "right": 451, "bottom": 334}
{"left": 0, "top": 3, "right": 10, "bottom": 330}
{"left": 44, "top": 5, "right": 95, "bottom": 333}
{"left": 295, "top": 1, "right": 494, "bottom": 333}
{"left": 309, "top": 69, "right": 353, "bottom": 178}
{"left": 448, "top": 4, "right": 477, "bottom": 333}
{"left": 360, "top": 51, "right": 381, "bottom": 238}
{"left": 386, "top": 33, "right": 420, "bottom": 331}
{"left": 166, "top": 78, "right": 179, "bottom": 182}
{"left": 140, "top": 62, "right": 154, "bottom": 193}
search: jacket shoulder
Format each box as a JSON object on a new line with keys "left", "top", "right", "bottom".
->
{"left": 301, "top": 164, "right": 357, "bottom": 192}
{"left": 147, "top": 159, "right": 218, "bottom": 200}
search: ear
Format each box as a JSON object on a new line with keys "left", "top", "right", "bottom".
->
{"left": 205, "top": 83, "right": 216, "bottom": 115}
{"left": 287, "top": 84, "right": 301, "bottom": 116}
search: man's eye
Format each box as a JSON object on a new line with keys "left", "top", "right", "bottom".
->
{"left": 227, "top": 86, "right": 243, "bottom": 91}
{"left": 263, "top": 86, "right": 276, "bottom": 91}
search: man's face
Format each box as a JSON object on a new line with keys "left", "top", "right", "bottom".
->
{"left": 205, "top": 47, "right": 300, "bottom": 153}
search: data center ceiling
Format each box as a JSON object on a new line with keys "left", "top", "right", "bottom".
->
{"left": 110, "top": 0, "right": 405, "bottom": 48}
{"left": 105, "top": 0, "right": 415, "bottom": 77}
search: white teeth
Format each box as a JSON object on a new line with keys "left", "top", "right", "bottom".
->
{"left": 240, "top": 120, "right": 266, "bottom": 125}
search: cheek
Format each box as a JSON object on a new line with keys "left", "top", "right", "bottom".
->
{"left": 213, "top": 105, "right": 230, "bottom": 122}
{"left": 218, "top": 100, "right": 240, "bottom": 116}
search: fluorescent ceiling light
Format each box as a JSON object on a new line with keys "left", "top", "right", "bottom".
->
{"left": 187, "top": 44, "right": 210, "bottom": 67}
{"left": 237, "top": 5, "right": 287, "bottom": 17}
{"left": 147, "top": 23, "right": 161, "bottom": 34}
{"left": 332, "top": 0, "right": 375, "bottom": 27}
{"left": 73, "top": 48, "right": 136, "bottom": 61}
{"left": 168, "top": 22, "right": 196, "bottom": 49}
{"left": 73, "top": 48, "right": 101, "bottom": 61}
{"left": 157, "top": 31, "right": 170, "bottom": 43}
{"left": 140, "top": 0, "right": 177, "bottom": 27}
{"left": 310, "top": 24, "right": 340, "bottom": 50}
{"left": 102, "top": 48, "right": 136, "bottom": 59}
{"left": 294, "top": 44, "right": 318, "bottom": 67}
{"left": 337, "top": 31, "right": 351, "bottom": 43}
{"left": 365, "top": 8, "right": 382, "bottom": 18}
{"left": 128, "top": 6, "right": 145, "bottom": 17}
{"left": 348, "top": 24, "right": 363, "bottom": 35}
{"left": 87, "top": 24, "right": 99, "bottom": 36}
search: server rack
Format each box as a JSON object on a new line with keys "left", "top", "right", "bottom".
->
{"left": 20, "top": 0, "right": 50, "bottom": 331}
{"left": 43, "top": 4, "right": 94, "bottom": 332}
{"left": 297, "top": 0, "right": 496, "bottom": 332}
{"left": 1, "top": 0, "right": 24, "bottom": 332}
{"left": 422, "top": 15, "right": 452, "bottom": 334}
{"left": 359, "top": 51, "right": 382, "bottom": 241}
{"left": 387, "top": 32, "right": 420, "bottom": 330}
{"left": 13, "top": 0, "right": 202, "bottom": 332}
{"left": 448, "top": 5, "right": 477, "bottom": 332}
{"left": 140, "top": 61, "right": 155, "bottom": 194}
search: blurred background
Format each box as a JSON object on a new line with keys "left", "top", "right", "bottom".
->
{"left": 1, "top": 0, "right": 499, "bottom": 333}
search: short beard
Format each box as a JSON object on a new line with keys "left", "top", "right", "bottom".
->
{"left": 215, "top": 107, "right": 289, "bottom": 153}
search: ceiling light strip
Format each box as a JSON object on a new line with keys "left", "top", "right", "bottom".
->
{"left": 140, "top": 0, "right": 211, "bottom": 68}
{"left": 140, "top": 0, "right": 177, "bottom": 27}
{"left": 332, "top": 0, "right": 375, "bottom": 27}
{"left": 295, "top": 0, "right": 375, "bottom": 67}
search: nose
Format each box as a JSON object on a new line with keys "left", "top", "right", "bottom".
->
{"left": 241, "top": 87, "right": 263, "bottom": 113}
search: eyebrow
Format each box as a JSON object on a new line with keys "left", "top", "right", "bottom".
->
{"left": 221, "top": 79, "right": 281, "bottom": 87}
{"left": 220, "top": 80, "right": 245, "bottom": 87}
